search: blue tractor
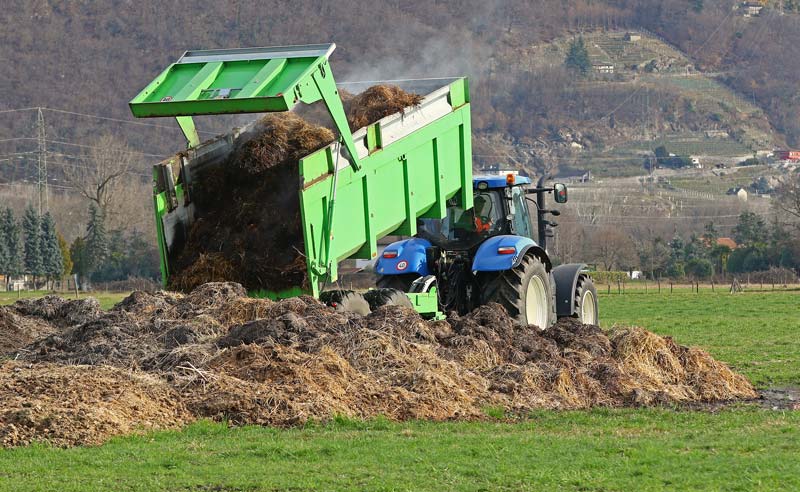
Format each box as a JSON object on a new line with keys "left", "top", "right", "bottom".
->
{"left": 373, "top": 174, "right": 598, "bottom": 328}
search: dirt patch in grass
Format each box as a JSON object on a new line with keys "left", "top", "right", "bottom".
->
{"left": 1, "top": 283, "right": 760, "bottom": 446}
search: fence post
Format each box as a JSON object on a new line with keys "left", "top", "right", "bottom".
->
{"left": 607, "top": 283, "right": 611, "bottom": 294}
{"left": 670, "top": 281, "right": 673, "bottom": 293}
{"left": 657, "top": 277, "right": 661, "bottom": 293}
{"left": 696, "top": 281, "right": 700, "bottom": 293}
{"left": 644, "top": 278, "right": 648, "bottom": 293}
{"left": 711, "top": 279, "right": 714, "bottom": 292}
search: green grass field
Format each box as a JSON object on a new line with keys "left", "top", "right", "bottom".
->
{"left": 0, "top": 290, "right": 798, "bottom": 491}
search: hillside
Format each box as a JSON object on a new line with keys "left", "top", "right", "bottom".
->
{"left": 474, "top": 29, "right": 778, "bottom": 177}
{"left": 1, "top": 0, "right": 799, "bottom": 223}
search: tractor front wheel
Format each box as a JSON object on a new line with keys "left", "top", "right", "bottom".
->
{"left": 481, "top": 254, "right": 554, "bottom": 329}
{"left": 574, "top": 275, "right": 599, "bottom": 325}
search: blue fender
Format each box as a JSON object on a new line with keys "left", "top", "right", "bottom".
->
{"left": 375, "top": 238, "right": 431, "bottom": 276}
{"left": 471, "top": 235, "right": 541, "bottom": 272}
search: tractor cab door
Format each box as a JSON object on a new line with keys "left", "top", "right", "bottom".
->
{"left": 509, "top": 186, "right": 534, "bottom": 239}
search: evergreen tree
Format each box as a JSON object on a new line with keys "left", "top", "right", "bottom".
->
{"left": 565, "top": 36, "right": 591, "bottom": 75}
{"left": 1, "top": 208, "right": 23, "bottom": 285}
{"left": 57, "top": 233, "right": 73, "bottom": 278}
{"left": 22, "top": 205, "right": 43, "bottom": 284}
{"left": 733, "top": 212, "right": 767, "bottom": 247}
{"left": 0, "top": 221, "right": 8, "bottom": 283}
{"left": 70, "top": 236, "right": 88, "bottom": 280}
{"left": 85, "top": 203, "right": 109, "bottom": 278}
{"left": 39, "top": 212, "right": 64, "bottom": 285}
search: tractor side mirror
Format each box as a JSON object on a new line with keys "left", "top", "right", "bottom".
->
{"left": 554, "top": 183, "right": 568, "bottom": 203}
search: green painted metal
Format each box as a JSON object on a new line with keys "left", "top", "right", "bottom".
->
{"left": 406, "top": 288, "right": 444, "bottom": 320}
{"left": 175, "top": 116, "right": 200, "bottom": 148}
{"left": 128, "top": 44, "right": 361, "bottom": 170}
{"left": 133, "top": 45, "right": 473, "bottom": 317}
{"left": 299, "top": 78, "right": 473, "bottom": 297}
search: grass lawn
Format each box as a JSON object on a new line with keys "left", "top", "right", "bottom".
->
{"left": 0, "top": 290, "right": 797, "bottom": 491}
{"left": 1, "top": 411, "right": 798, "bottom": 492}
{"left": 599, "top": 289, "right": 800, "bottom": 388}
{"left": 0, "top": 290, "right": 129, "bottom": 310}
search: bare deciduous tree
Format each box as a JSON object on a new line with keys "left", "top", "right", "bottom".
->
{"left": 775, "top": 173, "right": 800, "bottom": 232}
{"left": 63, "top": 134, "right": 140, "bottom": 227}
{"left": 589, "top": 226, "right": 638, "bottom": 271}
{"left": 63, "top": 135, "right": 151, "bottom": 229}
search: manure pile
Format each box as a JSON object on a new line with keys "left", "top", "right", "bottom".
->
{"left": 0, "top": 283, "right": 757, "bottom": 447}
{"left": 170, "top": 85, "right": 422, "bottom": 293}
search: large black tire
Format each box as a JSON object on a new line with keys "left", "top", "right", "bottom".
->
{"left": 319, "top": 290, "right": 371, "bottom": 316}
{"left": 573, "top": 275, "right": 599, "bottom": 325}
{"left": 363, "top": 288, "right": 414, "bottom": 311}
{"left": 376, "top": 273, "right": 418, "bottom": 292}
{"left": 480, "top": 254, "right": 554, "bottom": 329}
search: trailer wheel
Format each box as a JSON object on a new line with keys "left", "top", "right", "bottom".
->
{"left": 481, "top": 254, "right": 553, "bottom": 329}
{"left": 376, "top": 274, "right": 418, "bottom": 292}
{"left": 320, "top": 290, "right": 371, "bottom": 316}
{"left": 574, "top": 275, "right": 599, "bottom": 325}
{"left": 363, "top": 288, "right": 414, "bottom": 311}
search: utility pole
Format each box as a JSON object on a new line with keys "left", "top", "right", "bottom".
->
{"left": 36, "top": 107, "right": 48, "bottom": 215}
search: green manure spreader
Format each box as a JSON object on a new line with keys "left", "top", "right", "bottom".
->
{"left": 129, "top": 44, "right": 598, "bottom": 328}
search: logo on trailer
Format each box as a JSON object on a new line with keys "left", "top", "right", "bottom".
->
{"left": 396, "top": 260, "right": 408, "bottom": 271}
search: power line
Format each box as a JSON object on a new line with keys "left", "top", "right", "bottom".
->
{"left": 0, "top": 137, "right": 37, "bottom": 144}
{"left": 0, "top": 181, "right": 75, "bottom": 191}
{"left": 0, "top": 107, "right": 38, "bottom": 115}
{"left": 46, "top": 159, "right": 151, "bottom": 179}
{"left": 39, "top": 107, "right": 217, "bottom": 135}
{"left": 43, "top": 139, "right": 166, "bottom": 158}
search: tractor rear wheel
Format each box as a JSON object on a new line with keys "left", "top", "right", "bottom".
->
{"left": 481, "top": 254, "right": 554, "bottom": 329}
{"left": 376, "top": 273, "right": 418, "bottom": 292}
{"left": 363, "top": 288, "right": 414, "bottom": 311}
{"left": 319, "top": 290, "right": 371, "bottom": 316}
{"left": 574, "top": 275, "right": 598, "bottom": 325}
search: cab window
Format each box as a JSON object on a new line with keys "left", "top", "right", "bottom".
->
{"left": 511, "top": 187, "right": 533, "bottom": 238}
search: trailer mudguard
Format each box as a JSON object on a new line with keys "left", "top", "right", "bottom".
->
{"left": 471, "top": 235, "right": 540, "bottom": 272}
{"left": 375, "top": 238, "right": 432, "bottom": 276}
{"left": 552, "top": 263, "right": 588, "bottom": 317}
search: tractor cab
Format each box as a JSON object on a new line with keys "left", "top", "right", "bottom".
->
{"left": 417, "top": 174, "right": 535, "bottom": 250}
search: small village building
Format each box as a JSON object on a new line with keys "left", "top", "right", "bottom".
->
{"left": 716, "top": 237, "right": 738, "bottom": 250}
{"left": 774, "top": 150, "right": 800, "bottom": 161}
{"left": 737, "top": 188, "right": 748, "bottom": 202}
{"left": 625, "top": 33, "right": 641, "bottom": 42}
{"left": 741, "top": 2, "right": 764, "bottom": 17}
{"left": 593, "top": 63, "right": 614, "bottom": 74}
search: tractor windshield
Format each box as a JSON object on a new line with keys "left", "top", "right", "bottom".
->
{"left": 418, "top": 191, "right": 505, "bottom": 248}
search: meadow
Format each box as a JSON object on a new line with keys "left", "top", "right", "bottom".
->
{"left": 0, "top": 289, "right": 797, "bottom": 491}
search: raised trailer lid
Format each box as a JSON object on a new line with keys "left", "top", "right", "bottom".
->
{"left": 129, "top": 43, "right": 360, "bottom": 168}
{"left": 129, "top": 43, "right": 335, "bottom": 116}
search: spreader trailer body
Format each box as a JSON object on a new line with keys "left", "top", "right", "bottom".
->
{"left": 129, "top": 43, "right": 598, "bottom": 328}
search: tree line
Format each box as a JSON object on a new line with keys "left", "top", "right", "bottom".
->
{"left": 0, "top": 203, "right": 159, "bottom": 290}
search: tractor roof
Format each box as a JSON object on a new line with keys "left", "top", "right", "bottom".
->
{"left": 473, "top": 175, "right": 532, "bottom": 188}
